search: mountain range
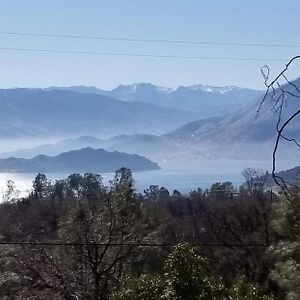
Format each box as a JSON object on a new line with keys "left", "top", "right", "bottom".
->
{"left": 169, "top": 78, "right": 300, "bottom": 144}
{"left": 0, "top": 88, "right": 199, "bottom": 139}
{"left": 47, "top": 83, "right": 261, "bottom": 116}
{"left": 1, "top": 80, "right": 298, "bottom": 169}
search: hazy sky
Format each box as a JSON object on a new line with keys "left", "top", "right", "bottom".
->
{"left": 0, "top": 0, "right": 299, "bottom": 90}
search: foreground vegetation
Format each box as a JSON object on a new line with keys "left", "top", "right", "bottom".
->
{"left": 0, "top": 168, "right": 298, "bottom": 299}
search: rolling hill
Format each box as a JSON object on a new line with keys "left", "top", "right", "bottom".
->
{"left": 0, "top": 135, "right": 178, "bottom": 162}
{"left": 0, "top": 147, "right": 160, "bottom": 173}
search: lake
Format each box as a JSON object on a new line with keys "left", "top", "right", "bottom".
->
{"left": 0, "top": 159, "right": 294, "bottom": 200}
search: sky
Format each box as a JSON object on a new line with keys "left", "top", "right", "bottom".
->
{"left": 0, "top": 0, "right": 299, "bottom": 90}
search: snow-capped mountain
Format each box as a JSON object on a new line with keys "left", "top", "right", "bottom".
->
{"left": 49, "top": 83, "right": 262, "bottom": 118}
{"left": 109, "top": 83, "right": 262, "bottom": 116}
{"left": 169, "top": 77, "right": 300, "bottom": 145}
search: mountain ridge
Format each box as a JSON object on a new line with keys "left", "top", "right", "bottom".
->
{"left": 0, "top": 88, "right": 199, "bottom": 139}
{"left": 169, "top": 77, "right": 300, "bottom": 144}
{"left": 0, "top": 147, "right": 160, "bottom": 173}
{"left": 47, "top": 83, "right": 262, "bottom": 116}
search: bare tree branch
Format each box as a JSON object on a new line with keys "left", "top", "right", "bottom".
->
{"left": 257, "top": 56, "right": 300, "bottom": 196}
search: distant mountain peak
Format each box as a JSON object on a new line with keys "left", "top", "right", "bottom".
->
{"left": 113, "top": 82, "right": 173, "bottom": 93}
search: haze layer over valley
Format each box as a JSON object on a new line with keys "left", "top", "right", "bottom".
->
{"left": 1, "top": 80, "right": 299, "bottom": 172}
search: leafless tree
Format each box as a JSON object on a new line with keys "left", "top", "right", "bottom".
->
{"left": 258, "top": 55, "right": 300, "bottom": 194}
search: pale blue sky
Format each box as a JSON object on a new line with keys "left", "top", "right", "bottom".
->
{"left": 0, "top": 0, "right": 299, "bottom": 89}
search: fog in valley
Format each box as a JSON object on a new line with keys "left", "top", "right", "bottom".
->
{"left": 1, "top": 2, "right": 300, "bottom": 299}
{"left": 0, "top": 80, "right": 299, "bottom": 198}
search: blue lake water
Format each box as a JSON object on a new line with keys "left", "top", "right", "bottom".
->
{"left": 0, "top": 159, "right": 294, "bottom": 200}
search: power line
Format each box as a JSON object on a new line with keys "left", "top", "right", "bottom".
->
{"left": 0, "top": 30, "right": 299, "bottom": 49}
{"left": 0, "top": 46, "right": 288, "bottom": 62}
{"left": 0, "top": 241, "right": 269, "bottom": 247}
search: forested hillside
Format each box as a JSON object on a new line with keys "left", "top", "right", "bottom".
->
{"left": 0, "top": 169, "right": 284, "bottom": 299}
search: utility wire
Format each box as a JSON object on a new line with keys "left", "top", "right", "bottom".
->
{"left": 0, "top": 46, "right": 288, "bottom": 62}
{"left": 0, "top": 31, "right": 299, "bottom": 49}
{"left": 0, "top": 241, "right": 270, "bottom": 247}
